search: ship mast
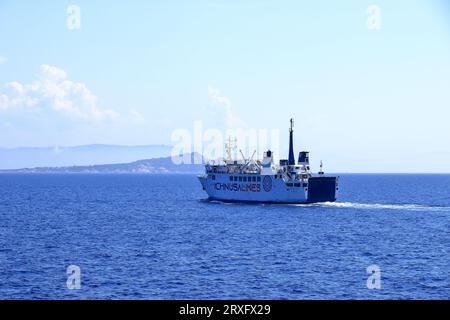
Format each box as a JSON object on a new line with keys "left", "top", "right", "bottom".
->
{"left": 288, "top": 118, "right": 296, "bottom": 166}
{"left": 225, "top": 136, "right": 237, "bottom": 162}
{"left": 319, "top": 160, "right": 324, "bottom": 175}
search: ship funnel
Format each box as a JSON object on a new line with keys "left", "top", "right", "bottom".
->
{"left": 298, "top": 151, "right": 310, "bottom": 165}
{"left": 288, "top": 118, "right": 295, "bottom": 165}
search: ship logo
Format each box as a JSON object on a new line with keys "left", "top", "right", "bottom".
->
{"left": 263, "top": 176, "right": 272, "bottom": 192}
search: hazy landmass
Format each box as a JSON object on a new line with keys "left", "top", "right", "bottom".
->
{"left": 0, "top": 144, "right": 173, "bottom": 170}
{"left": 0, "top": 153, "right": 205, "bottom": 174}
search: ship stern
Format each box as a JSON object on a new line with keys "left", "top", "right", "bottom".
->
{"left": 307, "top": 176, "right": 339, "bottom": 203}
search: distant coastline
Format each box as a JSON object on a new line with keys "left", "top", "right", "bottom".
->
{"left": 0, "top": 153, "right": 205, "bottom": 174}
{"left": 0, "top": 144, "right": 173, "bottom": 170}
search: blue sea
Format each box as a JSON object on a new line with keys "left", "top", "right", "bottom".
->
{"left": 0, "top": 174, "right": 449, "bottom": 300}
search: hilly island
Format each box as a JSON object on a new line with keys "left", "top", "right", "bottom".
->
{"left": 0, "top": 153, "right": 205, "bottom": 174}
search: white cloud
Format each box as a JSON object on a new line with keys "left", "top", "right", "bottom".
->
{"left": 0, "top": 56, "right": 6, "bottom": 64}
{"left": 207, "top": 86, "right": 246, "bottom": 129}
{"left": 129, "top": 108, "right": 145, "bottom": 124}
{"left": 0, "top": 65, "right": 119, "bottom": 121}
{"left": 40, "top": 64, "right": 67, "bottom": 81}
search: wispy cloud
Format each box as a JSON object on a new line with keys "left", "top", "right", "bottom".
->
{"left": 207, "top": 86, "right": 246, "bottom": 129}
{"left": 0, "top": 56, "right": 7, "bottom": 65}
{"left": 0, "top": 65, "right": 119, "bottom": 121}
{"left": 129, "top": 108, "right": 145, "bottom": 124}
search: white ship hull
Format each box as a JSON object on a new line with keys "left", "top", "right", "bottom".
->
{"left": 198, "top": 173, "right": 337, "bottom": 204}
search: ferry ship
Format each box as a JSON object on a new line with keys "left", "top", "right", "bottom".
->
{"left": 198, "top": 119, "right": 339, "bottom": 204}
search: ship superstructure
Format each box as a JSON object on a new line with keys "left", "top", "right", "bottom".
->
{"left": 198, "top": 119, "right": 338, "bottom": 203}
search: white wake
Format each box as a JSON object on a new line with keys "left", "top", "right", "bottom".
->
{"left": 294, "top": 202, "right": 450, "bottom": 212}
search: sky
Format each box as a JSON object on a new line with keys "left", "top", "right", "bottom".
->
{"left": 0, "top": 0, "right": 449, "bottom": 172}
